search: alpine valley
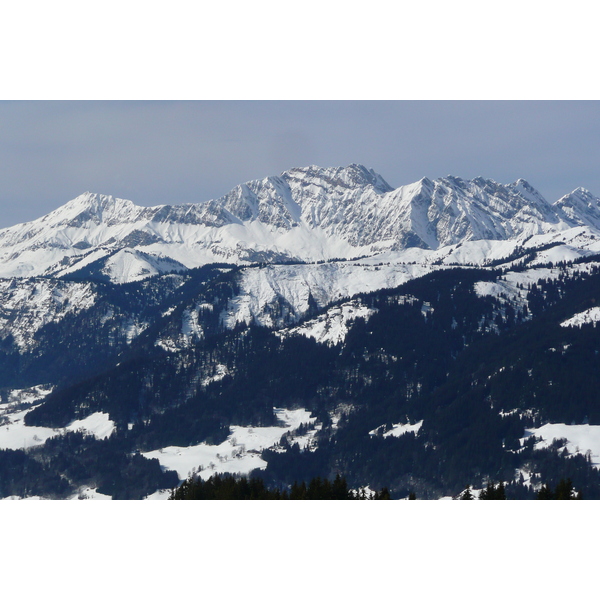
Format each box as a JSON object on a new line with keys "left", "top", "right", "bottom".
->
{"left": 4, "top": 164, "right": 600, "bottom": 499}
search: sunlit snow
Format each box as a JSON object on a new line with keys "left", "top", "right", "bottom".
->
{"left": 67, "top": 487, "right": 112, "bottom": 501}
{"left": 65, "top": 412, "right": 116, "bottom": 440}
{"left": 142, "top": 407, "right": 317, "bottom": 481}
{"left": 369, "top": 420, "right": 423, "bottom": 438}
{"left": 277, "top": 300, "right": 377, "bottom": 346}
{"left": 0, "top": 387, "right": 115, "bottom": 450}
{"left": 475, "top": 262, "right": 600, "bottom": 311}
{"left": 221, "top": 260, "right": 435, "bottom": 330}
{"left": 522, "top": 423, "right": 600, "bottom": 466}
{"left": 560, "top": 307, "right": 600, "bottom": 328}
{"left": 0, "top": 279, "right": 97, "bottom": 350}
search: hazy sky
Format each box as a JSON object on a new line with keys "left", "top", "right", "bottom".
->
{"left": 1, "top": 100, "right": 599, "bottom": 228}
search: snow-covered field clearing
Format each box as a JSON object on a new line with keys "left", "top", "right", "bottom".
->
{"left": 0, "top": 386, "right": 115, "bottom": 450}
{"left": 142, "top": 408, "right": 318, "bottom": 482}
{"left": 560, "top": 307, "right": 600, "bottom": 328}
{"left": 369, "top": 420, "right": 423, "bottom": 438}
{"left": 522, "top": 423, "right": 600, "bottom": 467}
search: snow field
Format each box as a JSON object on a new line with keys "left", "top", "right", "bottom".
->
{"left": 277, "top": 300, "right": 377, "bottom": 346}
{"left": 0, "top": 387, "right": 115, "bottom": 450}
{"left": 369, "top": 420, "right": 423, "bottom": 438}
{"left": 522, "top": 423, "right": 600, "bottom": 467}
{"left": 474, "top": 262, "right": 600, "bottom": 312}
{"left": 100, "top": 249, "right": 187, "bottom": 284}
{"left": 560, "top": 307, "right": 600, "bottom": 328}
{"left": 68, "top": 487, "right": 112, "bottom": 500}
{"left": 141, "top": 408, "right": 318, "bottom": 482}
{"left": 222, "top": 260, "right": 434, "bottom": 330}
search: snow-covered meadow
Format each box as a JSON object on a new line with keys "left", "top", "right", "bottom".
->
{"left": 522, "top": 423, "right": 600, "bottom": 467}
{"left": 0, "top": 385, "right": 115, "bottom": 451}
{"left": 369, "top": 420, "right": 423, "bottom": 438}
{"left": 142, "top": 407, "right": 318, "bottom": 482}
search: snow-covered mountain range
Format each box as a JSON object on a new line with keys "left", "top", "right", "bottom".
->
{"left": 3, "top": 163, "right": 600, "bottom": 357}
{"left": 4, "top": 164, "right": 600, "bottom": 500}
{"left": 2, "top": 164, "right": 600, "bottom": 283}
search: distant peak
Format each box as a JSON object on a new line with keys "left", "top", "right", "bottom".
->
{"left": 508, "top": 179, "right": 548, "bottom": 204}
{"left": 284, "top": 163, "right": 373, "bottom": 178}
{"left": 282, "top": 164, "right": 393, "bottom": 193}
{"left": 572, "top": 186, "right": 593, "bottom": 195}
{"left": 67, "top": 191, "right": 116, "bottom": 206}
{"left": 555, "top": 187, "right": 597, "bottom": 204}
{"left": 68, "top": 191, "right": 98, "bottom": 203}
{"left": 444, "top": 175, "right": 466, "bottom": 183}
{"left": 513, "top": 178, "right": 532, "bottom": 188}
{"left": 438, "top": 175, "right": 467, "bottom": 189}
{"left": 45, "top": 192, "right": 140, "bottom": 227}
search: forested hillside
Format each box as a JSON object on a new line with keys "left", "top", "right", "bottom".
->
{"left": 1, "top": 257, "right": 599, "bottom": 498}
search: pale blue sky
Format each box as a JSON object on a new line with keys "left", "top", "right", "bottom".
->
{"left": 1, "top": 100, "right": 599, "bottom": 228}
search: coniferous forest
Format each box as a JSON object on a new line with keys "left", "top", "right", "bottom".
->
{"left": 169, "top": 473, "right": 390, "bottom": 500}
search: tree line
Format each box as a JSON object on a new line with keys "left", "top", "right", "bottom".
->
{"left": 169, "top": 473, "right": 391, "bottom": 500}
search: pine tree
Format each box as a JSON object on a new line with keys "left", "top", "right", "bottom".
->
{"left": 480, "top": 481, "right": 506, "bottom": 500}
{"left": 496, "top": 481, "right": 506, "bottom": 500}
{"left": 459, "top": 485, "right": 473, "bottom": 500}
{"left": 537, "top": 484, "right": 554, "bottom": 500}
{"left": 537, "top": 479, "right": 581, "bottom": 500}
{"left": 374, "top": 487, "right": 391, "bottom": 500}
{"left": 554, "top": 478, "right": 575, "bottom": 500}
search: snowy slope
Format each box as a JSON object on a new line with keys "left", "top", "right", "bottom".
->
{"left": 554, "top": 188, "right": 600, "bottom": 229}
{"left": 276, "top": 300, "right": 377, "bottom": 346}
{"left": 220, "top": 259, "right": 436, "bottom": 330}
{"left": 561, "top": 307, "right": 600, "bottom": 328}
{"left": 475, "top": 261, "right": 600, "bottom": 316}
{"left": 0, "top": 278, "right": 96, "bottom": 350}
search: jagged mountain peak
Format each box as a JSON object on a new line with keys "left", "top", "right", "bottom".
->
{"left": 281, "top": 163, "right": 393, "bottom": 194}
{"left": 554, "top": 188, "right": 600, "bottom": 215}
{"left": 59, "top": 191, "right": 128, "bottom": 212}
{"left": 430, "top": 175, "right": 548, "bottom": 204}
{"left": 425, "top": 174, "right": 552, "bottom": 215}
{"left": 553, "top": 187, "right": 600, "bottom": 228}
{"left": 385, "top": 174, "right": 565, "bottom": 250}
{"left": 512, "top": 177, "right": 536, "bottom": 190}
{"left": 508, "top": 178, "right": 549, "bottom": 205}
{"left": 556, "top": 187, "right": 597, "bottom": 202}
{"left": 440, "top": 174, "right": 468, "bottom": 185}
{"left": 41, "top": 191, "right": 143, "bottom": 227}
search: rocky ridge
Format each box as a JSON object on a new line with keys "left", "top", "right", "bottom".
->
{"left": 1, "top": 164, "right": 599, "bottom": 282}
